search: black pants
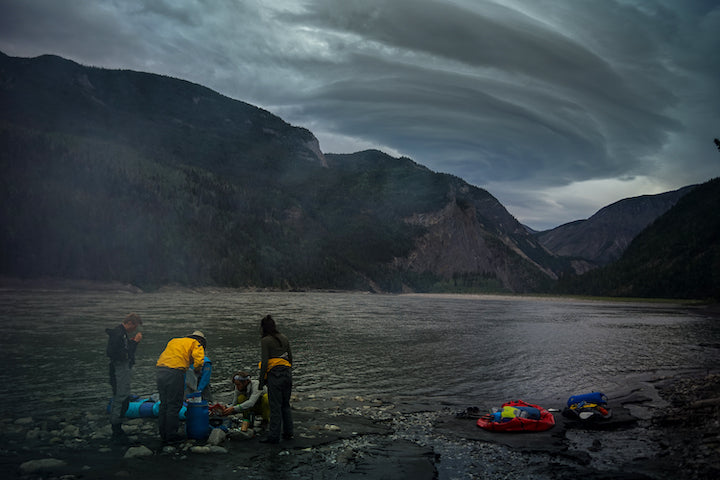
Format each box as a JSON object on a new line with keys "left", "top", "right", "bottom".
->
{"left": 267, "top": 366, "right": 293, "bottom": 440}
{"left": 109, "top": 361, "right": 131, "bottom": 425}
{"left": 157, "top": 367, "right": 185, "bottom": 441}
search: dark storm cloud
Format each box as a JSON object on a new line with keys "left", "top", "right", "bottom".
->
{"left": 278, "top": 0, "right": 683, "bottom": 180}
{"left": 0, "top": 0, "right": 718, "bottom": 229}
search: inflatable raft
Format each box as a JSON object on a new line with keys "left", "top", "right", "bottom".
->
{"left": 477, "top": 400, "right": 555, "bottom": 432}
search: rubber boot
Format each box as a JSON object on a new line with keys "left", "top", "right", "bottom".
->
{"left": 111, "top": 423, "right": 129, "bottom": 444}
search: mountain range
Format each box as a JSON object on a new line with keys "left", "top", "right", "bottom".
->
{"left": 555, "top": 177, "right": 720, "bottom": 299}
{"left": 1, "top": 52, "right": 717, "bottom": 299}
{"left": 536, "top": 185, "right": 696, "bottom": 273}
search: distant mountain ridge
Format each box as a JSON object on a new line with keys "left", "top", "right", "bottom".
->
{"left": 555, "top": 178, "right": 720, "bottom": 300}
{"left": 1, "top": 52, "right": 716, "bottom": 298}
{"left": 536, "top": 185, "right": 696, "bottom": 271}
{"left": 0, "top": 52, "right": 327, "bottom": 174}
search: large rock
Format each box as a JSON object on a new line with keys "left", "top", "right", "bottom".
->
{"left": 207, "top": 428, "right": 226, "bottom": 446}
{"left": 124, "top": 445, "right": 153, "bottom": 458}
{"left": 19, "top": 458, "right": 67, "bottom": 474}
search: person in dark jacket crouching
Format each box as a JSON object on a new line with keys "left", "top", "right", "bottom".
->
{"left": 106, "top": 312, "right": 143, "bottom": 443}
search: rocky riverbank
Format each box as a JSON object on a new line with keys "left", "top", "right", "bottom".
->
{"left": 1, "top": 371, "right": 718, "bottom": 479}
{"left": 647, "top": 372, "right": 720, "bottom": 479}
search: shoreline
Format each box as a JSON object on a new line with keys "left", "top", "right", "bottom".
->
{"left": 2, "top": 370, "right": 718, "bottom": 480}
{"left": 0, "top": 276, "right": 713, "bottom": 309}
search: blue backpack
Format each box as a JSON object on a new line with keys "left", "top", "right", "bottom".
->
{"left": 567, "top": 392, "right": 607, "bottom": 407}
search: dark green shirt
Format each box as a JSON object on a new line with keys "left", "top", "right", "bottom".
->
{"left": 259, "top": 333, "right": 292, "bottom": 383}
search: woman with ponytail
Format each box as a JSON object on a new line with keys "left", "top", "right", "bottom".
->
{"left": 258, "top": 315, "right": 293, "bottom": 444}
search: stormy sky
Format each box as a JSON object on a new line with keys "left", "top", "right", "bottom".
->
{"left": 1, "top": 0, "right": 718, "bottom": 230}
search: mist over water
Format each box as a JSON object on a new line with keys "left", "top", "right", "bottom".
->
{"left": 1, "top": 290, "right": 718, "bottom": 419}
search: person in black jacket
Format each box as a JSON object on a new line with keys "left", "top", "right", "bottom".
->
{"left": 106, "top": 313, "right": 143, "bottom": 443}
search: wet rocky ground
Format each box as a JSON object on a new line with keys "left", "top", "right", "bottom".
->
{"left": 1, "top": 371, "right": 718, "bottom": 480}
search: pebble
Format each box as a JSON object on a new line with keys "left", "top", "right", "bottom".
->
{"left": 295, "top": 405, "right": 320, "bottom": 412}
{"left": 63, "top": 424, "right": 80, "bottom": 437}
{"left": 19, "top": 458, "right": 67, "bottom": 474}
{"left": 124, "top": 445, "right": 153, "bottom": 458}
{"left": 336, "top": 447, "right": 355, "bottom": 464}
{"left": 207, "top": 428, "right": 226, "bottom": 445}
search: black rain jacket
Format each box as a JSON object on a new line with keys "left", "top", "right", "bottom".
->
{"left": 106, "top": 324, "right": 138, "bottom": 367}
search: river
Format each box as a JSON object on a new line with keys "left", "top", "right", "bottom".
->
{"left": 1, "top": 289, "right": 717, "bottom": 419}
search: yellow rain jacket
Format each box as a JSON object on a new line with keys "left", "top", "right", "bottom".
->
{"left": 156, "top": 337, "right": 205, "bottom": 371}
{"left": 258, "top": 357, "right": 292, "bottom": 379}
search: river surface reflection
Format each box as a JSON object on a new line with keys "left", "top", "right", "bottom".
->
{"left": 1, "top": 289, "right": 718, "bottom": 418}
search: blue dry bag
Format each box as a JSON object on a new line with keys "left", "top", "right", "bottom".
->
{"left": 567, "top": 392, "right": 607, "bottom": 407}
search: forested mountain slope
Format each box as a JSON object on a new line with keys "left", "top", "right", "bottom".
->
{"left": 555, "top": 178, "right": 720, "bottom": 300}
{"left": 536, "top": 186, "right": 695, "bottom": 272}
{"left": 0, "top": 52, "right": 559, "bottom": 292}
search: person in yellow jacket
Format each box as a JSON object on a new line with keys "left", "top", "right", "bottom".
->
{"left": 156, "top": 330, "right": 206, "bottom": 443}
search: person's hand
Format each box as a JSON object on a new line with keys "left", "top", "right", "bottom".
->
{"left": 133, "top": 332, "right": 143, "bottom": 342}
{"left": 222, "top": 406, "right": 235, "bottom": 416}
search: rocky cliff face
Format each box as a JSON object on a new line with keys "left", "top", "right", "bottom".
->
{"left": 536, "top": 186, "right": 695, "bottom": 269}
{"left": 394, "top": 183, "right": 558, "bottom": 292}
{"left": 321, "top": 150, "right": 560, "bottom": 293}
{"left": 303, "top": 135, "right": 328, "bottom": 167}
{"left": 397, "top": 201, "right": 498, "bottom": 277}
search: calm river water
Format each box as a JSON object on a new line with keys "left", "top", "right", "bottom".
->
{"left": 1, "top": 289, "right": 718, "bottom": 419}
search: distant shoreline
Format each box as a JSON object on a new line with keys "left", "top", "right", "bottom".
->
{"left": 400, "top": 292, "right": 709, "bottom": 305}
{"left": 0, "top": 276, "right": 713, "bottom": 310}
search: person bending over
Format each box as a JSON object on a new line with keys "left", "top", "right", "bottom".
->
{"left": 156, "top": 330, "right": 206, "bottom": 443}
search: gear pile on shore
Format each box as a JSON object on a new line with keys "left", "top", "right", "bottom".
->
{"left": 1, "top": 373, "right": 719, "bottom": 479}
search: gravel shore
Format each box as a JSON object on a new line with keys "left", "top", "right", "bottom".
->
{"left": 646, "top": 372, "right": 720, "bottom": 479}
{"left": 1, "top": 371, "right": 718, "bottom": 479}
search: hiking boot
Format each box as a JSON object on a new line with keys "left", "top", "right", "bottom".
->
{"left": 111, "top": 424, "right": 129, "bottom": 445}
{"left": 163, "top": 434, "right": 185, "bottom": 445}
{"left": 112, "top": 434, "right": 129, "bottom": 445}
